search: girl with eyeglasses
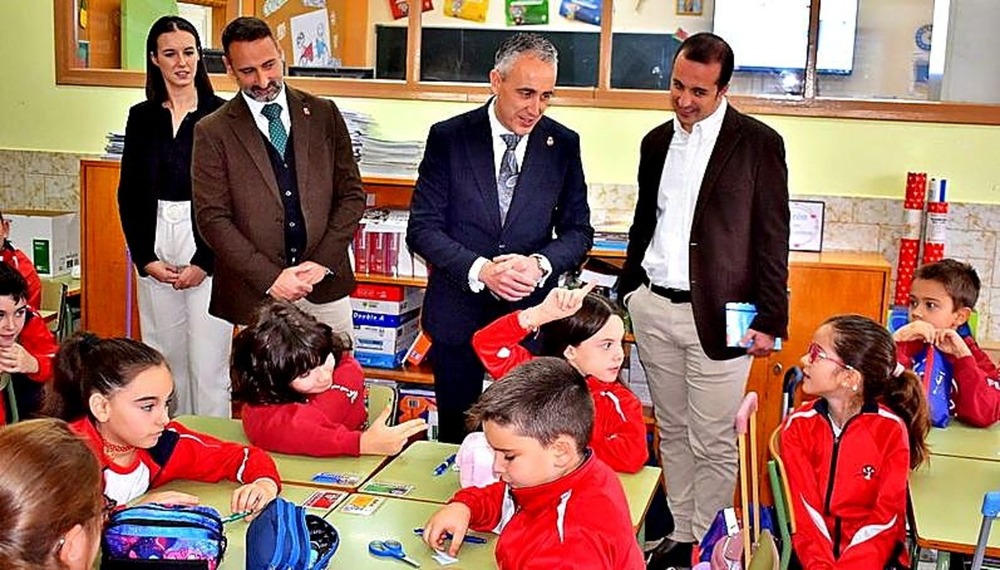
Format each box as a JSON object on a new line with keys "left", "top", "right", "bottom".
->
{"left": 780, "top": 314, "right": 929, "bottom": 570}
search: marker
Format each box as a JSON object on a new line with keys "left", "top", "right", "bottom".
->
{"left": 413, "top": 528, "right": 487, "bottom": 544}
{"left": 220, "top": 510, "right": 253, "bottom": 524}
{"left": 432, "top": 453, "right": 457, "bottom": 476}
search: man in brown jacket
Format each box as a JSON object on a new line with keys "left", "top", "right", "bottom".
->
{"left": 193, "top": 17, "right": 364, "bottom": 333}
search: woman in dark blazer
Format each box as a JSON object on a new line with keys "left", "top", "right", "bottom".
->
{"left": 117, "top": 16, "right": 232, "bottom": 417}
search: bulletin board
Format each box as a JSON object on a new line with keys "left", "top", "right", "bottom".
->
{"left": 254, "top": 0, "right": 368, "bottom": 68}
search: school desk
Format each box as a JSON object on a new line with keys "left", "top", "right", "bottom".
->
{"left": 927, "top": 421, "right": 1000, "bottom": 462}
{"left": 175, "top": 414, "right": 387, "bottom": 490}
{"left": 909, "top": 455, "right": 1000, "bottom": 568}
{"left": 326, "top": 494, "right": 497, "bottom": 569}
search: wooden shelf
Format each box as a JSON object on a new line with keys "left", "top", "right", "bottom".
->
{"left": 363, "top": 363, "right": 434, "bottom": 386}
{"left": 355, "top": 274, "right": 428, "bottom": 287}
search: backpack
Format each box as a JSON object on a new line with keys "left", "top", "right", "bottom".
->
{"left": 246, "top": 497, "right": 340, "bottom": 570}
{"left": 101, "top": 504, "right": 226, "bottom": 569}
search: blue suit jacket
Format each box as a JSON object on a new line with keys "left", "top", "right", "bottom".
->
{"left": 407, "top": 103, "right": 594, "bottom": 344}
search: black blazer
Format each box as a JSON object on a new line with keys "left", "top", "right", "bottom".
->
{"left": 620, "top": 105, "right": 790, "bottom": 360}
{"left": 407, "top": 103, "right": 594, "bottom": 344}
{"left": 117, "top": 96, "right": 224, "bottom": 276}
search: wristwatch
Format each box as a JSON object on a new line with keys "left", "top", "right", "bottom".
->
{"left": 530, "top": 254, "right": 551, "bottom": 287}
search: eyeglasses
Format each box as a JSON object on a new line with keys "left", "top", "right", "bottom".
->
{"left": 806, "top": 342, "right": 853, "bottom": 370}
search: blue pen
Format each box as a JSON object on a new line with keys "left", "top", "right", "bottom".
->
{"left": 432, "top": 453, "right": 457, "bottom": 476}
{"left": 413, "top": 528, "right": 487, "bottom": 544}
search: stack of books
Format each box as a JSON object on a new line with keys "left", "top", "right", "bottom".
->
{"left": 103, "top": 132, "right": 125, "bottom": 160}
{"left": 352, "top": 283, "right": 424, "bottom": 369}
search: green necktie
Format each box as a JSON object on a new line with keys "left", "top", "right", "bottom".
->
{"left": 261, "top": 103, "right": 287, "bottom": 157}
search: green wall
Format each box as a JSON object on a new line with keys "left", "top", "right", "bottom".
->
{"left": 4, "top": 1, "right": 1000, "bottom": 201}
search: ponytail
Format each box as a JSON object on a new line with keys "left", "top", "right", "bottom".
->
{"left": 880, "top": 368, "right": 930, "bottom": 468}
{"left": 43, "top": 332, "right": 166, "bottom": 421}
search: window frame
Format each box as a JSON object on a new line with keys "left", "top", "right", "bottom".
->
{"left": 53, "top": 0, "right": 1000, "bottom": 125}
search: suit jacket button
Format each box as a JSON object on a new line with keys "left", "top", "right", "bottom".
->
{"left": 499, "top": 243, "right": 507, "bottom": 250}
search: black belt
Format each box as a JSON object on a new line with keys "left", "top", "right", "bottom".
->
{"left": 646, "top": 281, "right": 691, "bottom": 303}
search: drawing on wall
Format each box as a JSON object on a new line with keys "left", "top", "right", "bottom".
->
{"left": 262, "top": 0, "right": 290, "bottom": 17}
{"left": 676, "top": 0, "right": 702, "bottom": 16}
{"left": 444, "top": 0, "right": 489, "bottom": 23}
{"left": 302, "top": 0, "right": 327, "bottom": 7}
{"left": 291, "top": 9, "right": 337, "bottom": 67}
{"left": 559, "top": 0, "right": 601, "bottom": 26}
{"left": 507, "top": 0, "right": 548, "bottom": 26}
{"left": 389, "top": 0, "right": 434, "bottom": 20}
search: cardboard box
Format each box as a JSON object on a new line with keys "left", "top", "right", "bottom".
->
{"left": 351, "top": 287, "right": 424, "bottom": 315}
{"left": 354, "top": 319, "right": 420, "bottom": 355}
{"left": 5, "top": 210, "right": 80, "bottom": 276}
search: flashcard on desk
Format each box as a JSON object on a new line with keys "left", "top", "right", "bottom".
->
{"left": 360, "top": 481, "right": 415, "bottom": 497}
{"left": 302, "top": 490, "right": 346, "bottom": 510}
{"left": 310, "top": 471, "right": 362, "bottom": 487}
{"left": 432, "top": 550, "right": 459, "bottom": 566}
{"left": 725, "top": 302, "right": 782, "bottom": 350}
{"left": 338, "top": 494, "right": 384, "bottom": 516}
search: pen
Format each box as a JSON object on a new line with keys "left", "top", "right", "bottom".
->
{"left": 220, "top": 510, "right": 252, "bottom": 524}
{"left": 413, "top": 528, "right": 487, "bottom": 544}
{"left": 432, "top": 453, "right": 457, "bottom": 476}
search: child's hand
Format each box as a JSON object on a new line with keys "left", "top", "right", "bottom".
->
{"left": 231, "top": 477, "right": 278, "bottom": 521}
{"left": 934, "top": 329, "right": 973, "bottom": 358}
{"left": 0, "top": 343, "right": 39, "bottom": 374}
{"left": 360, "top": 406, "right": 428, "bottom": 455}
{"left": 523, "top": 282, "right": 597, "bottom": 328}
{"left": 141, "top": 491, "right": 200, "bottom": 506}
{"left": 892, "top": 321, "right": 935, "bottom": 343}
{"left": 422, "top": 502, "right": 473, "bottom": 557}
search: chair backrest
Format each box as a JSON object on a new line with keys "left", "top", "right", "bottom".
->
{"left": 40, "top": 280, "right": 70, "bottom": 341}
{"left": 0, "top": 372, "right": 17, "bottom": 424}
{"left": 747, "top": 529, "right": 779, "bottom": 570}
{"left": 970, "top": 490, "right": 1000, "bottom": 570}
{"left": 767, "top": 427, "right": 795, "bottom": 570}
{"left": 365, "top": 381, "right": 398, "bottom": 428}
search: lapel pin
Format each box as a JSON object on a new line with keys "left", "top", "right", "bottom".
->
{"left": 546, "top": 136, "right": 554, "bottom": 147}
{"left": 303, "top": 107, "right": 311, "bottom": 116}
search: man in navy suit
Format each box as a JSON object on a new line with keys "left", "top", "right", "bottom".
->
{"left": 407, "top": 33, "right": 594, "bottom": 444}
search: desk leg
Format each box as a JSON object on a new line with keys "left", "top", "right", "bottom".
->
{"left": 935, "top": 551, "right": 950, "bottom": 570}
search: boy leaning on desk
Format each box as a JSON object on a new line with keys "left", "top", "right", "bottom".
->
{"left": 894, "top": 259, "right": 1000, "bottom": 428}
{"left": 421, "top": 357, "right": 645, "bottom": 569}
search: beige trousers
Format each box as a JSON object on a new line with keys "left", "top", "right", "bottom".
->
{"left": 295, "top": 295, "right": 354, "bottom": 342}
{"left": 628, "top": 285, "right": 751, "bottom": 543}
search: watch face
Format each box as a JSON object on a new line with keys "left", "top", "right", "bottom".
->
{"left": 915, "top": 24, "right": 932, "bottom": 51}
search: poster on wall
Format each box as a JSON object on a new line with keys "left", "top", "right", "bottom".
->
{"left": 559, "top": 0, "right": 601, "bottom": 26}
{"left": 507, "top": 0, "right": 548, "bottom": 25}
{"left": 788, "top": 200, "right": 825, "bottom": 252}
{"left": 290, "top": 9, "right": 337, "bottom": 67}
{"left": 262, "top": 0, "right": 290, "bottom": 17}
{"left": 444, "top": 0, "right": 489, "bottom": 23}
{"left": 388, "top": 0, "right": 434, "bottom": 20}
{"left": 676, "top": 0, "right": 702, "bottom": 16}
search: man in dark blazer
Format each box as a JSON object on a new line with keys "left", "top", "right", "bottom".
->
{"left": 407, "top": 33, "right": 593, "bottom": 444}
{"left": 619, "top": 33, "right": 789, "bottom": 566}
{"left": 192, "top": 17, "right": 365, "bottom": 331}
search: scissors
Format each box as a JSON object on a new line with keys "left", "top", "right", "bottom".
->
{"left": 368, "top": 540, "right": 421, "bottom": 567}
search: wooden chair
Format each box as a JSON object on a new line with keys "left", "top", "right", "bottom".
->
{"left": 40, "top": 279, "right": 71, "bottom": 341}
{"left": 767, "top": 427, "right": 796, "bottom": 570}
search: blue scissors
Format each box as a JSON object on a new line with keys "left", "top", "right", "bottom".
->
{"left": 368, "top": 539, "right": 421, "bottom": 567}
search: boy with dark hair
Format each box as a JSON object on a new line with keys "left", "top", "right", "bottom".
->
{"left": 894, "top": 258, "right": 1000, "bottom": 427}
{"left": 421, "top": 357, "right": 644, "bottom": 569}
{"left": 0, "top": 210, "right": 42, "bottom": 310}
{"left": 0, "top": 263, "right": 58, "bottom": 424}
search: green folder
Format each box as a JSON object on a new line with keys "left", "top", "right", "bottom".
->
{"left": 121, "top": 0, "right": 179, "bottom": 71}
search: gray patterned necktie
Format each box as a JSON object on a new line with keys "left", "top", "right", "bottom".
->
{"left": 497, "top": 133, "right": 522, "bottom": 225}
{"left": 261, "top": 103, "right": 287, "bottom": 158}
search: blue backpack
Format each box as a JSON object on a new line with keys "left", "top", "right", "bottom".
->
{"left": 910, "top": 344, "right": 955, "bottom": 428}
{"left": 102, "top": 504, "right": 226, "bottom": 569}
{"left": 246, "top": 497, "right": 339, "bottom": 570}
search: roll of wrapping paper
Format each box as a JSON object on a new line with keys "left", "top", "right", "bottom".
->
{"left": 893, "top": 172, "right": 927, "bottom": 306}
{"left": 922, "top": 178, "right": 948, "bottom": 264}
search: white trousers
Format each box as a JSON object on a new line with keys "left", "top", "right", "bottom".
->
{"left": 137, "top": 200, "right": 234, "bottom": 418}
{"left": 295, "top": 295, "right": 354, "bottom": 343}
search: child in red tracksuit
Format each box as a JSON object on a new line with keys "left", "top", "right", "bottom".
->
{"left": 231, "top": 300, "right": 426, "bottom": 458}
{"left": 782, "top": 315, "right": 929, "bottom": 570}
{"left": 472, "top": 283, "right": 647, "bottom": 473}
{"left": 0, "top": 263, "right": 57, "bottom": 424}
{"left": 0, "top": 210, "right": 41, "bottom": 310}
{"left": 46, "top": 332, "right": 281, "bottom": 515}
{"left": 422, "top": 358, "right": 645, "bottom": 569}
{"left": 893, "top": 259, "right": 1000, "bottom": 427}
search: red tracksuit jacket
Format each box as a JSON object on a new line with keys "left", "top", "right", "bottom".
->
{"left": 71, "top": 417, "right": 281, "bottom": 505}
{"left": 781, "top": 399, "right": 910, "bottom": 570}
{"left": 451, "top": 452, "right": 645, "bottom": 570}
{"left": 241, "top": 354, "right": 368, "bottom": 457}
{"left": 473, "top": 312, "right": 648, "bottom": 473}
{"left": 1, "top": 243, "right": 42, "bottom": 310}
{"left": 1, "top": 308, "right": 58, "bottom": 424}
{"left": 896, "top": 336, "right": 1000, "bottom": 427}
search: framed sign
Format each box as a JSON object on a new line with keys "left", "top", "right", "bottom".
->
{"left": 676, "top": 0, "right": 703, "bottom": 16}
{"left": 789, "top": 200, "right": 825, "bottom": 252}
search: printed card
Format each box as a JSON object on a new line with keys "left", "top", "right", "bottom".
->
{"left": 339, "top": 494, "right": 385, "bottom": 516}
{"left": 310, "top": 472, "right": 362, "bottom": 487}
{"left": 302, "top": 490, "right": 347, "bottom": 510}
{"left": 360, "top": 481, "right": 415, "bottom": 497}
{"left": 432, "top": 549, "right": 460, "bottom": 565}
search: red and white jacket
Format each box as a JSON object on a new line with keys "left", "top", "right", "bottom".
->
{"left": 70, "top": 417, "right": 281, "bottom": 505}
{"left": 0, "top": 242, "right": 41, "bottom": 310}
{"left": 0, "top": 308, "right": 58, "bottom": 424}
{"left": 451, "top": 452, "right": 645, "bottom": 570}
{"left": 896, "top": 336, "right": 1000, "bottom": 428}
{"left": 781, "top": 399, "right": 910, "bottom": 570}
{"left": 472, "top": 312, "right": 648, "bottom": 473}
{"left": 241, "top": 354, "right": 368, "bottom": 457}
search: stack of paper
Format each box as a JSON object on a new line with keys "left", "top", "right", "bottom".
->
{"left": 340, "top": 108, "right": 425, "bottom": 179}
{"left": 103, "top": 132, "right": 125, "bottom": 160}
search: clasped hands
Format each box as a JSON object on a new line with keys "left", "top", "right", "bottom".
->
{"left": 144, "top": 261, "right": 207, "bottom": 291}
{"left": 479, "top": 254, "right": 543, "bottom": 302}
{"left": 268, "top": 261, "right": 331, "bottom": 302}
{"left": 893, "top": 320, "right": 972, "bottom": 359}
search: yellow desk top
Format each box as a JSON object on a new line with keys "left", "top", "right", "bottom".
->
{"left": 909, "top": 455, "right": 1000, "bottom": 556}
{"left": 927, "top": 422, "right": 1000, "bottom": 462}
{"left": 327, "top": 494, "right": 497, "bottom": 569}
{"left": 175, "top": 415, "right": 388, "bottom": 491}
